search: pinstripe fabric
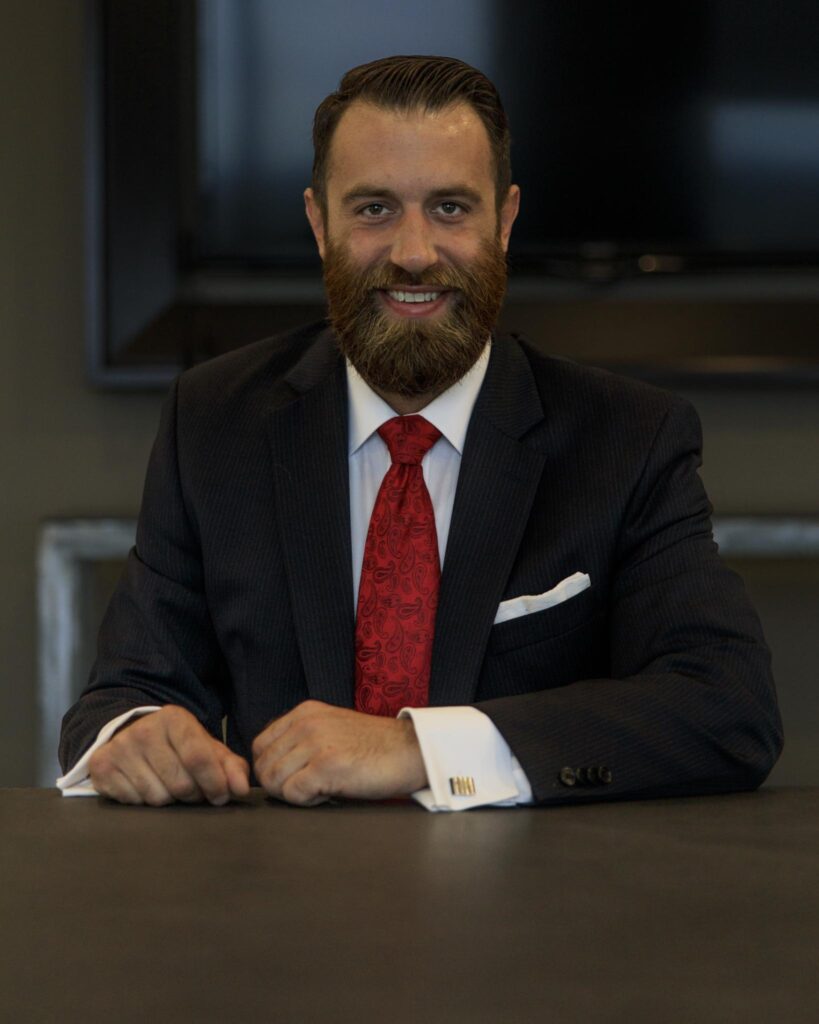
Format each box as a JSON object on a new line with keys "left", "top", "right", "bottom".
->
{"left": 59, "top": 321, "right": 783, "bottom": 801}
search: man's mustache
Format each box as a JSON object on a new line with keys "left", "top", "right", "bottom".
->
{"left": 356, "top": 269, "right": 466, "bottom": 292}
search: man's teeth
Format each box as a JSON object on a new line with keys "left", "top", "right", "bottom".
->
{"left": 387, "top": 290, "right": 441, "bottom": 303}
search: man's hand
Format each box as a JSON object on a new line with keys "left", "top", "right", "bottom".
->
{"left": 88, "top": 705, "right": 250, "bottom": 807}
{"left": 252, "top": 700, "right": 427, "bottom": 806}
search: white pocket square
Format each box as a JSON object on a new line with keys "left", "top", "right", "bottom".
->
{"left": 494, "top": 572, "right": 591, "bottom": 625}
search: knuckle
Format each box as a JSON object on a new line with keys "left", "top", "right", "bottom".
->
{"left": 129, "top": 715, "right": 160, "bottom": 742}
{"left": 255, "top": 762, "right": 276, "bottom": 792}
{"left": 259, "top": 763, "right": 284, "bottom": 798}
{"left": 294, "top": 700, "right": 319, "bottom": 722}
{"left": 162, "top": 704, "right": 188, "bottom": 723}
{"left": 297, "top": 720, "right": 319, "bottom": 744}
{"left": 129, "top": 717, "right": 150, "bottom": 737}
{"left": 315, "top": 746, "right": 340, "bottom": 774}
{"left": 121, "top": 726, "right": 154, "bottom": 755}
{"left": 226, "top": 754, "right": 248, "bottom": 782}
{"left": 161, "top": 705, "right": 194, "bottom": 737}
{"left": 181, "top": 745, "right": 215, "bottom": 776}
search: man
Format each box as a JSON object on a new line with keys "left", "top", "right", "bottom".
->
{"left": 58, "top": 55, "right": 782, "bottom": 810}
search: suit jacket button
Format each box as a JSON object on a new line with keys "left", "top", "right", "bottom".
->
{"left": 559, "top": 767, "right": 577, "bottom": 787}
{"left": 583, "top": 766, "right": 598, "bottom": 785}
{"left": 599, "top": 766, "right": 612, "bottom": 784}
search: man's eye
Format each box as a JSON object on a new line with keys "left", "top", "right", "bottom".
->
{"left": 436, "top": 201, "right": 465, "bottom": 217}
{"left": 361, "top": 203, "right": 389, "bottom": 217}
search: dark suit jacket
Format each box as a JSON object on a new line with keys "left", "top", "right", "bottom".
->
{"left": 60, "top": 322, "right": 783, "bottom": 802}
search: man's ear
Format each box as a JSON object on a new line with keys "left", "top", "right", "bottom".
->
{"left": 499, "top": 185, "right": 520, "bottom": 253}
{"left": 304, "top": 187, "right": 327, "bottom": 260}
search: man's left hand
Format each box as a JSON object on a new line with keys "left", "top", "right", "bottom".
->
{"left": 251, "top": 700, "right": 428, "bottom": 806}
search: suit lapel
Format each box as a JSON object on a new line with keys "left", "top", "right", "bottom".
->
{"left": 267, "top": 330, "right": 356, "bottom": 708}
{"left": 265, "top": 329, "right": 546, "bottom": 711}
{"left": 429, "top": 335, "right": 546, "bottom": 706}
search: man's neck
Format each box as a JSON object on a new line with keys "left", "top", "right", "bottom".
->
{"left": 372, "top": 386, "right": 447, "bottom": 416}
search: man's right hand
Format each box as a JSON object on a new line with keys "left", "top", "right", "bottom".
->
{"left": 88, "top": 705, "right": 250, "bottom": 806}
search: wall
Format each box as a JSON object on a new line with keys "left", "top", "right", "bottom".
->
{"left": 1, "top": 4, "right": 817, "bottom": 786}
{"left": 0, "top": 5, "right": 162, "bottom": 785}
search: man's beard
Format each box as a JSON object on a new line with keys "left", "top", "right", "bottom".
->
{"left": 322, "top": 235, "right": 509, "bottom": 398}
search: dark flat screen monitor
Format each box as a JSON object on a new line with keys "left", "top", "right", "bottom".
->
{"left": 193, "top": 0, "right": 819, "bottom": 272}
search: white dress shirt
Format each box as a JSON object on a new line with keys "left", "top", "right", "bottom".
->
{"left": 346, "top": 346, "right": 532, "bottom": 810}
{"left": 58, "top": 343, "right": 533, "bottom": 810}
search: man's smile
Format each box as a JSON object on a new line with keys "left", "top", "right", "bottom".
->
{"left": 377, "top": 287, "right": 453, "bottom": 318}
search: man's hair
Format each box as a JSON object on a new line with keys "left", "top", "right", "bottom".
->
{"left": 311, "top": 55, "right": 512, "bottom": 213}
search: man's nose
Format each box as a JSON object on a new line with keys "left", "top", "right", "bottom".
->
{"left": 389, "top": 209, "right": 437, "bottom": 275}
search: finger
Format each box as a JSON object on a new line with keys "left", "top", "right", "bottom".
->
{"left": 251, "top": 713, "right": 294, "bottom": 762}
{"left": 163, "top": 715, "right": 234, "bottom": 805}
{"left": 88, "top": 746, "right": 118, "bottom": 794}
{"left": 91, "top": 740, "right": 173, "bottom": 806}
{"left": 220, "top": 751, "right": 251, "bottom": 798}
{"left": 93, "top": 765, "right": 142, "bottom": 805}
{"left": 251, "top": 700, "right": 332, "bottom": 761}
{"left": 109, "top": 768, "right": 143, "bottom": 805}
{"left": 253, "top": 724, "right": 301, "bottom": 782}
{"left": 121, "top": 758, "right": 175, "bottom": 807}
{"left": 175, "top": 739, "right": 232, "bottom": 805}
{"left": 281, "top": 766, "right": 330, "bottom": 808}
{"left": 255, "top": 742, "right": 311, "bottom": 799}
{"left": 144, "top": 744, "right": 205, "bottom": 804}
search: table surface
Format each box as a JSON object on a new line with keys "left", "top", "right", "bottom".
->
{"left": 1, "top": 787, "right": 817, "bottom": 1024}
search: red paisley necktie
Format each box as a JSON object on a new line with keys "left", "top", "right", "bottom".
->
{"left": 354, "top": 415, "right": 442, "bottom": 717}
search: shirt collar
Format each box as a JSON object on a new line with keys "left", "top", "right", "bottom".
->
{"left": 346, "top": 342, "right": 491, "bottom": 456}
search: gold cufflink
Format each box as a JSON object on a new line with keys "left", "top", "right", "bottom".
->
{"left": 449, "top": 776, "right": 476, "bottom": 797}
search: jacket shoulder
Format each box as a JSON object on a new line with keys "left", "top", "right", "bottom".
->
{"left": 512, "top": 333, "right": 696, "bottom": 428}
{"left": 177, "top": 319, "right": 331, "bottom": 409}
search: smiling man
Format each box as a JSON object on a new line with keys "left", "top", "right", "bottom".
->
{"left": 308, "top": 98, "right": 516, "bottom": 408}
{"left": 58, "top": 56, "right": 782, "bottom": 810}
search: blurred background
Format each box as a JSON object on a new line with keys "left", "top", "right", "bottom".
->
{"left": 1, "top": 1, "right": 817, "bottom": 788}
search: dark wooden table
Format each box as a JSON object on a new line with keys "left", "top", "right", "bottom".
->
{"left": 1, "top": 787, "right": 817, "bottom": 1023}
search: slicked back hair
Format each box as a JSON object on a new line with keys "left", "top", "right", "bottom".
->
{"left": 311, "top": 55, "right": 512, "bottom": 214}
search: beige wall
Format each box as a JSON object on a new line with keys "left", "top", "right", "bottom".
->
{"left": 1, "top": 5, "right": 817, "bottom": 786}
{"left": 1, "top": 6, "right": 162, "bottom": 785}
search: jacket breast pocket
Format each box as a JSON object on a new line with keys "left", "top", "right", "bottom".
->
{"left": 478, "top": 585, "right": 608, "bottom": 699}
{"left": 488, "top": 584, "right": 601, "bottom": 654}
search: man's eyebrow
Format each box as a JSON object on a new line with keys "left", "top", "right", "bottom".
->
{"left": 340, "top": 184, "right": 484, "bottom": 207}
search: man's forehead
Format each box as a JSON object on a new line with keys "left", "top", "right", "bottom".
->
{"left": 326, "top": 99, "right": 493, "bottom": 189}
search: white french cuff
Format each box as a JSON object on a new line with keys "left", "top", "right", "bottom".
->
{"left": 398, "top": 705, "right": 533, "bottom": 811}
{"left": 56, "top": 706, "right": 161, "bottom": 796}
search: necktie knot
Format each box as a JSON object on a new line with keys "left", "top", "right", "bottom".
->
{"left": 378, "top": 415, "right": 441, "bottom": 466}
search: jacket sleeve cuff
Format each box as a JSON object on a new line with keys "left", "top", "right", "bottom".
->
{"left": 56, "top": 706, "right": 161, "bottom": 796}
{"left": 398, "top": 705, "right": 533, "bottom": 811}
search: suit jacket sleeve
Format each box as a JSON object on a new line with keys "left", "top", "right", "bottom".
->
{"left": 58, "top": 378, "right": 227, "bottom": 771}
{"left": 477, "top": 397, "right": 784, "bottom": 804}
